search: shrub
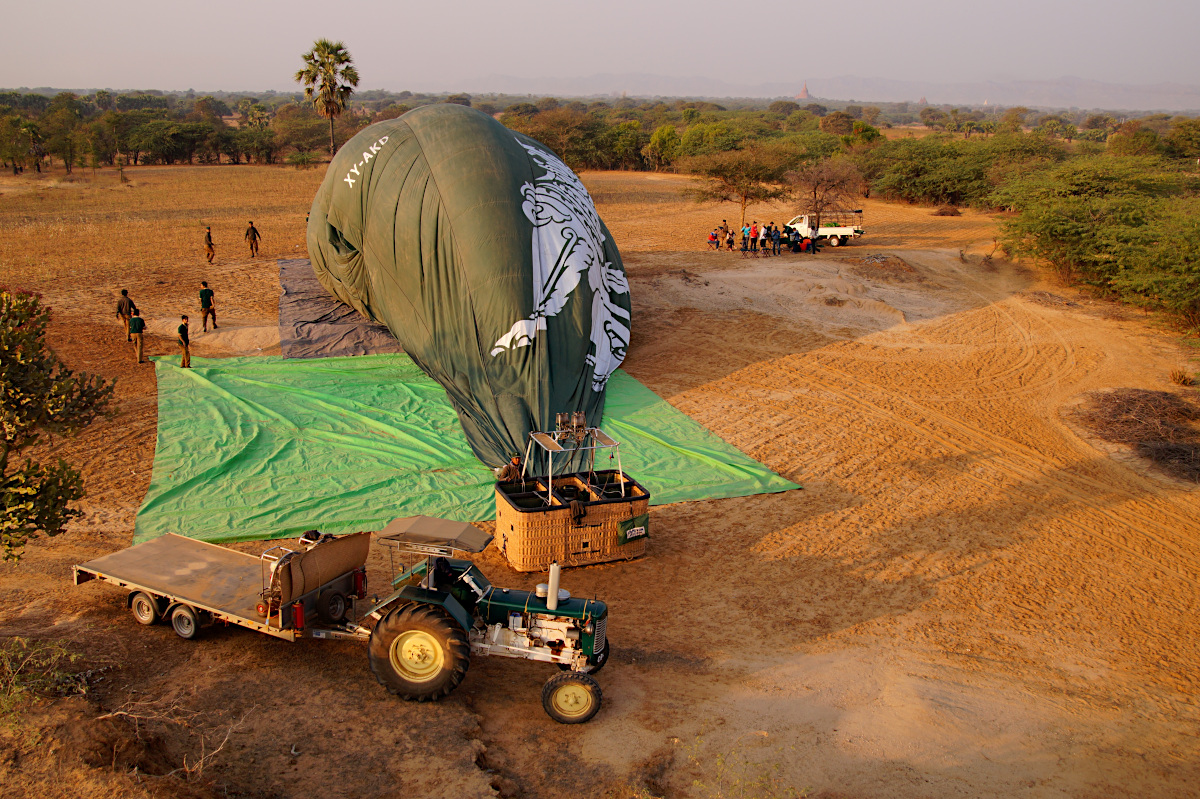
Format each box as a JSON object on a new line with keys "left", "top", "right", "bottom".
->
{"left": 286, "top": 150, "right": 319, "bottom": 169}
{"left": 0, "top": 638, "right": 81, "bottom": 718}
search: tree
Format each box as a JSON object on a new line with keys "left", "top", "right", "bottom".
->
{"left": 768, "top": 100, "right": 800, "bottom": 116}
{"left": 784, "top": 158, "right": 865, "bottom": 235}
{"left": 919, "top": 106, "right": 948, "bottom": 129}
{"left": 294, "top": 38, "right": 360, "bottom": 157}
{"left": 999, "top": 106, "right": 1029, "bottom": 134}
{"left": 1108, "top": 121, "right": 1160, "bottom": 156}
{"left": 1168, "top": 118, "right": 1200, "bottom": 158}
{"left": 819, "top": 111, "right": 855, "bottom": 135}
{"left": 1082, "top": 114, "right": 1115, "bottom": 131}
{"left": 862, "top": 106, "right": 882, "bottom": 126}
{"left": 41, "top": 93, "right": 84, "bottom": 172}
{"left": 683, "top": 146, "right": 797, "bottom": 227}
{"left": 644, "top": 124, "right": 681, "bottom": 170}
{"left": 444, "top": 93, "right": 472, "bottom": 107}
{"left": 2, "top": 290, "right": 113, "bottom": 562}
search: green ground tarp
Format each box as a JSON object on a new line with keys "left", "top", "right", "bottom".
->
{"left": 134, "top": 354, "right": 798, "bottom": 543}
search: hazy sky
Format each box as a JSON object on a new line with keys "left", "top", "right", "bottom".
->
{"left": 5, "top": 0, "right": 1198, "bottom": 93}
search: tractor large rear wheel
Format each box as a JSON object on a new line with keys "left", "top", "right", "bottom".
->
{"left": 368, "top": 603, "right": 469, "bottom": 701}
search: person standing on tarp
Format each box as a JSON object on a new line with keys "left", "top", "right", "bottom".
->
{"left": 177, "top": 315, "right": 191, "bottom": 368}
{"left": 204, "top": 227, "right": 215, "bottom": 264}
{"left": 128, "top": 309, "right": 146, "bottom": 364}
{"left": 245, "top": 221, "right": 261, "bottom": 258}
{"left": 199, "top": 281, "right": 218, "bottom": 332}
{"left": 115, "top": 289, "right": 137, "bottom": 341}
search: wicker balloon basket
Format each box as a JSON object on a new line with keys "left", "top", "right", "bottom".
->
{"left": 495, "top": 471, "right": 650, "bottom": 572}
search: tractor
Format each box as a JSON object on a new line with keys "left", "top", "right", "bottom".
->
{"left": 367, "top": 516, "right": 610, "bottom": 723}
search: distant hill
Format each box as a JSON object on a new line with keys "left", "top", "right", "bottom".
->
{"left": 463, "top": 72, "right": 1200, "bottom": 113}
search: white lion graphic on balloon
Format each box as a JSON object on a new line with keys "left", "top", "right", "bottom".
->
{"left": 490, "top": 139, "right": 631, "bottom": 392}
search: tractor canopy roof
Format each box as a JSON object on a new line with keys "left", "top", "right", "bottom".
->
{"left": 378, "top": 515, "right": 493, "bottom": 553}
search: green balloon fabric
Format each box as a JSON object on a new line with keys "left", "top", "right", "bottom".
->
{"left": 306, "top": 104, "right": 632, "bottom": 467}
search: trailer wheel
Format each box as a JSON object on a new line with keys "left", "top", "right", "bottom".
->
{"left": 559, "top": 638, "right": 610, "bottom": 675}
{"left": 130, "top": 592, "right": 160, "bottom": 625}
{"left": 171, "top": 605, "right": 201, "bottom": 640}
{"left": 316, "top": 590, "right": 347, "bottom": 624}
{"left": 542, "top": 672, "right": 602, "bottom": 724}
{"left": 368, "top": 604, "right": 469, "bottom": 701}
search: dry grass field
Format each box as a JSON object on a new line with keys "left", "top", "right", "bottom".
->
{"left": 2, "top": 163, "right": 1199, "bottom": 799}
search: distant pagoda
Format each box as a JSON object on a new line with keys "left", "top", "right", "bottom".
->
{"left": 795, "top": 82, "right": 811, "bottom": 100}
{"left": 917, "top": 96, "right": 928, "bottom": 106}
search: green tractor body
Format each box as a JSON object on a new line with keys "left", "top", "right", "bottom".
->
{"left": 367, "top": 517, "right": 609, "bottom": 723}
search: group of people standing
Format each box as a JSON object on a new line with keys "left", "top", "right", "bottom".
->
{"left": 113, "top": 220, "right": 261, "bottom": 367}
{"left": 114, "top": 281, "right": 218, "bottom": 369}
{"left": 206, "top": 221, "right": 263, "bottom": 264}
{"left": 707, "top": 220, "right": 818, "bottom": 256}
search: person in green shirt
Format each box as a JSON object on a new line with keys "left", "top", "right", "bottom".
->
{"left": 128, "top": 309, "right": 146, "bottom": 363}
{"left": 199, "top": 281, "right": 218, "bottom": 332}
{"left": 204, "top": 226, "right": 215, "bottom": 264}
{"left": 178, "top": 315, "right": 191, "bottom": 368}
{"left": 245, "top": 221, "right": 261, "bottom": 258}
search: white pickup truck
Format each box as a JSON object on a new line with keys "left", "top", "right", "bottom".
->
{"left": 784, "top": 210, "right": 864, "bottom": 247}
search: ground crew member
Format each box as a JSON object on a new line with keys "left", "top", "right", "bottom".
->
{"left": 496, "top": 455, "right": 523, "bottom": 482}
{"left": 199, "top": 281, "right": 218, "bottom": 332}
{"left": 115, "top": 289, "right": 137, "bottom": 341}
{"left": 245, "top": 221, "right": 261, "bottom": 258}
{"left": 178, "top": 315, "right": 191, "bottom": 368}
{"left": 128, "top": 309, "right": 146, "bottom": 363}
{"left": 204, "top": 226, "right": 215, "bottom": 264}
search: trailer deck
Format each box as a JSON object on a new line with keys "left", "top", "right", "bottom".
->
{"left": 74, "top": 532, "right": 369, "bottom": 641}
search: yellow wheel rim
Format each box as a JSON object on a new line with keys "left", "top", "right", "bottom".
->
{"left": 389, "top": 630, "right": 444, "bottom": 682}
{"left": 551, "top": 682, "right": 594, "bottom": 719}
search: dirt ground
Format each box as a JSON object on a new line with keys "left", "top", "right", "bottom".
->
{"left": 1, "top": 165, "right": 1199, "bottom": 799}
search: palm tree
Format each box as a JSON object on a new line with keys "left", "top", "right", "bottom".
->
{"left": 294, "top": 39, "right": 360, "bottom": 157}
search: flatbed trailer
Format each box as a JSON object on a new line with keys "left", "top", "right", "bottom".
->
{"left": 73, "top": 532, "right": 370, "bottom": 641}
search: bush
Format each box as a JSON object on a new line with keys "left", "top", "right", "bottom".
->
{"left": 933, "top": 205, "right": 961, "bottom": 216}
{"left": 286, "top": 150, "right": 319, "bottom": 169}
{"left": 0, "top": 638, "right": 81, "bottom": 718}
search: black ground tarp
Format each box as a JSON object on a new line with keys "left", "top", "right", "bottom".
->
{"left": 278, "top": 258, "right": 404, "bottom": 359}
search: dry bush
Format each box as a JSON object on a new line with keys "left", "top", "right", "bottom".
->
{"left": 0, "top": 637, "right": 83, "bottom": 718}
{"left": 1076, "top": 389, "right": 1200, "bottom": 481}
{"left": 933, "top": 205, "right": 961, "bottom": 216}
{"left": 1170, "top": 368, "right": 1195, "bottom": 386}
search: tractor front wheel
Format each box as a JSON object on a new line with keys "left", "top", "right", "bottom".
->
{"left": 542, "top": 672, "right": 602, "bottom": 724}
{"left": 368, "top": 603, "right": 469, "bottom": 701}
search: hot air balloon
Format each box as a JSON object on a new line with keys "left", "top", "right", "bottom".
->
{"left": 306, "top": 104, "right": 631, "bottom": 467}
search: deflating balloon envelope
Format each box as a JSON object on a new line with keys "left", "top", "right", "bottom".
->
{"left": 306, "top": 104, "right": 631, "bottom": 467}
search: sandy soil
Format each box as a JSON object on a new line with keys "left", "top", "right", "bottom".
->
{"left": 1, "top": 166, "right": 1199, "bottom": 799}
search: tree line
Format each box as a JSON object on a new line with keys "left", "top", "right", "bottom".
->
{"left": 6, "top": 84, "right": 1197, "bottom": 176}
{"left": 4, "top": 82, "right": 1200, "bottom": 328}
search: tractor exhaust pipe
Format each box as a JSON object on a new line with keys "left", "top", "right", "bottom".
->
{"left": 547, "top": 562, "right": 561, "bottom": 610}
